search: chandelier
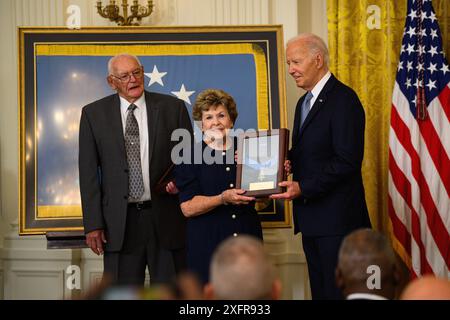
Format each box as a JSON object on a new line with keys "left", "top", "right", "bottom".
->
{"left": 96, "top": 0, "right": 154, "bottom": 26}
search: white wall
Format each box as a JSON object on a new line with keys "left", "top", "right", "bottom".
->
{"left": 0, "top": 0, "right": 327, "bottom": 300}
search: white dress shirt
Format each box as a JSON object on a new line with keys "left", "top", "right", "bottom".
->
{"left": 346, "top": 293, "right": 388, "bottom": 300}
{"left": 119, "top": 94, "right": 151, "bottom": 201}
{"left": 308, "top": 71, "right": 332, "bottom": 110}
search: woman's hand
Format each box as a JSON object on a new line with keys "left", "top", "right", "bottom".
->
{"left": 166, "top": 181, "right": 179, "bottom": 194}
{"left": 221, "top": 189, "right": 255, "bottom": 205}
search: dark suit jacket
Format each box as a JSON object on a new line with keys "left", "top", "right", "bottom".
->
{"left": 290, "top": 74, "right": 371, "bottom": 237}
{"left": 79, "top": 91, "right": 193, "bottom": 252}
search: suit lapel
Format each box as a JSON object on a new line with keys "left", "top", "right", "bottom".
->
{"left": 298, "top": 74, "right": 337, "bottom": 139}
{"left": 292, "top": 98, "right": 303, "bottom": 148}
{"left": 145, "top": 91, "right": 159, "bottom": 165}
{"left": 109, "top": 94, "right": 126, "bottom": 158}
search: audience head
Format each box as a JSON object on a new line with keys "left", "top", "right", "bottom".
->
{"left": 336, "top": 228, "right": 400, "bottom": 299}
{"left": 205, "top": 235, "right": 281, "bottom": 300}
{"left": 401, "top": 275, "right": 450, "bottom": 300}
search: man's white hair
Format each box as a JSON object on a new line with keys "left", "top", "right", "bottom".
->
{"left": 287, "top": 33, "right": 329, "bottom": 67}
{"left": 107, "top": 53, "right": 142, "bottom": 75}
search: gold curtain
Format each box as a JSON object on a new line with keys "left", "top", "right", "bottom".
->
{"left": 327, "top": 0, "right": 449, "bottom": 236}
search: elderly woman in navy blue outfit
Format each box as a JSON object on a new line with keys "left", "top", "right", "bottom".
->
{"left": 174, "top": 89, "right": 263, "bottom": 284}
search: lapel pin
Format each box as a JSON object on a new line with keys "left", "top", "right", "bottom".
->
{"left": 319, "top": 99, "right": 323, "bottom": 103}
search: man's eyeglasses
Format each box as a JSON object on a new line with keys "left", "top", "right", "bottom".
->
{"left": 110, "top": 67, "right": 144, "bottom": 83}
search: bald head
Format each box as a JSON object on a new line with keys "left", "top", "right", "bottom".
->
{"left": 401, "top": 276, "right": 450, "bottom": 300}
{"left": 336, "top": 229, "right": 399, "bottom": 299}
{"left": 338, "top": 229, "right": 396, "bottom": 281}
{"left": 107, "top": 54, "right": 142, "bottom": 75}
{"left": 208, "top": 235, "right": 280, "bottom": 300}
{"left": 106, "top": 53, "right": 144, "bottom": 103}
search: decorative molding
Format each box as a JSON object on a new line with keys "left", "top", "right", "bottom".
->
{"left": 213, "top": 0, "right": 269, "bottom": 25}
{"left": 5, "top": 269, "right": 65, "bottom": 299}
{"left": 80, "top": 249, "right": 103, "bottom": 294}
{"left": 270, "top": 252, "right": 310, "bottom": 300}
{"left": 14, "top": 0, "right": 64, "bottom": 26}
{"left": 88, "top": 271, "right": 103, "bottom": 288}
{"left": 146, "top": 0, "right": 176, "bottom": 26}
{"left": 1, "top": 236, "right": 78, "bottom": 299}
{"left": 270, "top": 252, "right": 306, "bottom": 265}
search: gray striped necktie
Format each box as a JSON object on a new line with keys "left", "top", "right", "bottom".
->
{"left": 300, "top": 91, "right": 313, "bottom": 128}
{"left": 125, "top": 104, "right": 144, "bottom": 200}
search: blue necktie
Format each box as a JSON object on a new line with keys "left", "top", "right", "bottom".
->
{"left": 300, "top": 91, "right": 313, "bottom": 128}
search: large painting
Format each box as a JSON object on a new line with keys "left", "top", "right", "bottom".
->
{"left": 18, "top": 26, "right": 290, "bottom": 235}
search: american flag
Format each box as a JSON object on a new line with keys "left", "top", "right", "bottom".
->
{"left": 388, "top": 0, "right": 449, "bottom": 278}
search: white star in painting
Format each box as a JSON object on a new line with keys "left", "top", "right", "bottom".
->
{"left": 171, "top": 84, "right": 195, "bottom": 105}
{"left": 406, "top": 43, "right": 415, "bottom": 55}
{"left": 398, "top": 61, "right": 403, "bottom": 71}
{"left": 144, "top": 65, "right": 167, "bottom": 87}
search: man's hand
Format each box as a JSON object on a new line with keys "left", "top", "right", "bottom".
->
{"left": 284, "top": 159, "right": 292, "bottom": 175}
{"left": 270, "top": 181, "right": 301, "bottom": 200}
{"left": 86, "top": 229, "right": 106, "bottom": 255}
{"left": 166, "top": 181, "right": 179, "bottom": 194}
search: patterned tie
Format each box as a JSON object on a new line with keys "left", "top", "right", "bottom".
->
{"left": 300, "top": 91, "right": 313, "bottom": 128}
{"left": 125, "top": 104, "right": 144, "bottom": 200}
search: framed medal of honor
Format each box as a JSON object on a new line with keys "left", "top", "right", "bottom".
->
{"left": 236, "top": 129, "right": 289, "bottom": 197}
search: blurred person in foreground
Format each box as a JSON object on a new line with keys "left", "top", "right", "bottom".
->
{"left": 335, "top": 228, "right": 401, "bottom": 300}
{"left": 401, "top": 275, "right": 450, "bottom": 300}
{"left": 204, "top": 235, "right": 281, "bottom": 300}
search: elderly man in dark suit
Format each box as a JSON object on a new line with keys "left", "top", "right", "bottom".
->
{"left": 272, "top": 33, "right": 371, "bottom": 299}
{"left": 79, "top": 53, "right": 192, "bottom": 285}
